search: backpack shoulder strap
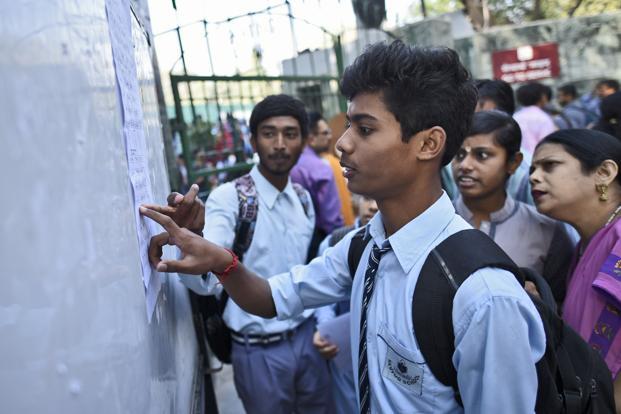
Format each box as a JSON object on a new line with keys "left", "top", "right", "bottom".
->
{"left": 412, "top": 229, "right": 523, "bottom": 397}
{"left": 232, "top": 173, "right": 258, "bottom": 262}
{"left": 348, "top": 227, "right": 371, "bottom": 279}
{"left": 329, "top": 225, "right": 356, "bottom": 247}
{"left": 217, "top": 173, "right": 259, "bottom": 309}
{"left": 291, "top": 183, "right": 312, "bottom": 219}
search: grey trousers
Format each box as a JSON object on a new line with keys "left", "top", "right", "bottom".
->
{"left": 230, "top": 318, "right": 335, "bottom": 414}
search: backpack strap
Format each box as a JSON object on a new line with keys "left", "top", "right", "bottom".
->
{"left": 329, "top": 224, "right": 356, "bottom": 247}
{"left": 412, "top": 229, "right": 523, "bottom": 398}
{"left": 232, "top": 174, "right": 259, "bottom": 261}
{"left": 291, "top": 182, "right": 312, "bottom": 219}
{"left": 216, "top": 174, "right": 259, "bottom": 308}
{"left": 348, "top": 227, "right": 371, "bottom": 278}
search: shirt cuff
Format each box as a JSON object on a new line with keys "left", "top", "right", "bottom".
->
{"left": 268, "top": 270, "right": 306, "bottom": 321}
{"left": 178, "top": 272, "right": 221, "bottom": 295}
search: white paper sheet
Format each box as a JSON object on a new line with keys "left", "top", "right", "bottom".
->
{"left": 317, "top": 312, "right": 353, "bottom": 372}
{"left": 105, "top": 0, "right": 160, "bottom": 321}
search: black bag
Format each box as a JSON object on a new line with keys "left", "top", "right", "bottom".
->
{"left": 348, "top": 228, "right": 615, "bottom": 413}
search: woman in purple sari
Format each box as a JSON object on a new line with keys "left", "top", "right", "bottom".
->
{"left": 530, "top": 129, "right": 621, "bottom": 409}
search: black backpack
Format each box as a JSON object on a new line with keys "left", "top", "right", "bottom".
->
{"left": 347, "top": 227, "right": 615, "bottom": 413}
{"left": 189, "top": 174, "right": 312, "bottom": 364}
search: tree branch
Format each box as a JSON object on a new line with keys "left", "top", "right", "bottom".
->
{"left": 568, "top": 0, "right": 585, "bottom": 16}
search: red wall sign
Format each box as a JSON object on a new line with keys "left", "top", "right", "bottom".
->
{"left": 491, "top": 43, "right": 560, "bottom": 83}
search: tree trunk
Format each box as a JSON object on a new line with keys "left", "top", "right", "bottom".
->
{"left": 461, "top": 0, "right": 485, "bottom": 30}
{"left": 532, "top": 0, "right": 544, "bottom": 20}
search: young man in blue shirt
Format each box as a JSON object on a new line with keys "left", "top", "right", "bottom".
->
{"left": 141, "top": 40, "right": 545, "bottom": 413}
{"left": 172, "top": 95, "right": 334, "bottom": 413}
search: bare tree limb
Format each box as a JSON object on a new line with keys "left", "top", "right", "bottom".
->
{"left": 568, "top": 0, "right": 585, "bottom": 16}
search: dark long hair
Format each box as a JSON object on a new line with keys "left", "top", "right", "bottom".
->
{"left": 536, "top": 129, "right": 621, "bottom": 184}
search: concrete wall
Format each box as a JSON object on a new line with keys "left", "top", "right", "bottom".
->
{"left": 0, "top": 1, "right": 199, "bottom": 413}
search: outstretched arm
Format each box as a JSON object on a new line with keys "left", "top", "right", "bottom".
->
{"left": 140, "top": 206, "right": 276, "bottom": 318}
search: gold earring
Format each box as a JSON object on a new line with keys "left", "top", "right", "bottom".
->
{"left": 596, "top": 183, "right": 609, "bottom": 202}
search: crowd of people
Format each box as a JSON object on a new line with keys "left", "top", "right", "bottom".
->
{"left": 140, "top": 40, "right": 621, "bottom": 413}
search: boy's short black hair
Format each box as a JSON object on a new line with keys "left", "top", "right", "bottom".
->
{"left": 340, "top": 40, "right": 478, "bottom": 166}
{"left": 468, "top": 110, "right": 522, "bottom": 160}
{"left": 307, "top": 111, "right": 324, "bottom": 135}
{"left": 249, "top": 94, "right": 309, "bottom": 138}
{"left": 597, "top": 79, "right": 620, "bottom": 91}
{"left": 516, "top": 82, "right": 547, "bottom": 107}
{"left": 542, "top": 84, "right": 553, "bottom": 101}
{"left": 558, "top": 84, "right": 578, "bottom": 99}
{"left": 476, "top": 79, "right": 515, "bottom": 115}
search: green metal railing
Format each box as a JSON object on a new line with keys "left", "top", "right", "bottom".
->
{"left": 163, "top": 3, "right": 349, "bottom": 195}
{"left": 171, "top": 73, "right": 346, "bottom": 196}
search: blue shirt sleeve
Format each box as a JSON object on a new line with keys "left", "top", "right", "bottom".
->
{"left": 452, "top": 268, "right": 546, "bottom": 413}
{"left": 268, "top": 232, "right": 355, "bottom": 320}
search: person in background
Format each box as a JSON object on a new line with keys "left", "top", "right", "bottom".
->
{"left": 554, "top": 83, "right": 590, "bottom": 129}
{"left": 443, "top": 79, "right": 533, "bottom": 204}
{"left": 581, "top": 79, "right": 620, "bottom": 125}
{"left": 475, "top": 79, "right": 516, "bottom": 114}
{"left": 308, "top": 111, "right": 356, "bottom": 226}
{"left": 541, "top": 84, "right": 559, "bottom": 117}
{"left": 452, "top": 111, "right": 574, "bottom": 303}
{"left": 175, "top": 95, "right": 334, "bottom": 414}
{"left": 318, "top": 194, "right": 378, "bottom": 254}
{"left": 530, "top": 129, "right": 621, "bottom": 412}
{"left": 597, "top": 79, "right": 620, "bottom": 100}
{"left": 313, "top": 194, "right": 378, "bottom": 414}
{"left": 291, "top": 112, "right": 344, "bottom": 259}
{"left": 176, "top": 154, "right": 189, "bottom": 193}
{"left": 594, "top": 91, "right": 621, "bottom": 141}
{"left": 514, "top": 82, "right": 557, "bottom": 153}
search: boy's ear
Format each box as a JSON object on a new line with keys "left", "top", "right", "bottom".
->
{"left": 507, "top": 152, "right": 524, "bottom": 175}
{"left": 416, "top": 127, "right": 446, "bottom": 162}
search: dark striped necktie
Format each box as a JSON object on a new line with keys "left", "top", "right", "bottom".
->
{"left": 358, "top": 240, "right": 392, "bottom": 414}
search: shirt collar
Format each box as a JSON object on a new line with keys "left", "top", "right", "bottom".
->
{"left": 454, "top": 197, "right": 473, "bottom": 222}
{"left": 455, "top": 195, "right": 517, "bottom": 224}
{"left": 302, "top": 146, "right": 319, "bottom": 159}
{"left": 249, "top": 165, "right": 297, "bottom": 209}
{"left": 367, "top": 192, "right": 456, "bottom": 274}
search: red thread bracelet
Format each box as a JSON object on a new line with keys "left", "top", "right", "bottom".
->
{"left": 213, "top": 248, "right": 239, "bottom": 281}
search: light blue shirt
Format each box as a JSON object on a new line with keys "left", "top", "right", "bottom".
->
{"left": 269, "top": 193, "right": 546, "bottom": 412}
{"left": 179, "top": 166, "right": 315, "bottom": 334}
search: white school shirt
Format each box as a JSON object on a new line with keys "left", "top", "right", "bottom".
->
{"left": 269, "top": 192, "right": 546, "bottom": 413}
{"left": 179, "top": 166, "right": 315, "bottom": 334}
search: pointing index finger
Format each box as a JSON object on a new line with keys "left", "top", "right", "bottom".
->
{"left": 139, "top": 206, "right": 181, "bottom": 234}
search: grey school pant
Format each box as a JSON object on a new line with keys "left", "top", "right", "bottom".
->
{"left": 230, "top": 317, "right": 335, "bottom": 414}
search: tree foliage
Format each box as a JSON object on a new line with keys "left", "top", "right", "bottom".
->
{"left": 409, "top": 0, "right": 621, "bottom": 29}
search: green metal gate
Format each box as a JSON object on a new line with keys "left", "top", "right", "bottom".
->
{"left": 161, "top": 2, "right": 349, "bottom": 196}
{"left": 171, "top": 72, "right": 346, "bottom": 195}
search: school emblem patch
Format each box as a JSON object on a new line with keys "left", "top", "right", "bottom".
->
{"left": 382, "top": 345, "right": 424, "bottom": 395}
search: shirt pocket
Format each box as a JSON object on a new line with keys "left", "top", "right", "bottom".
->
{"left": 377, "top": 323, "right": 438, "bottom": 412}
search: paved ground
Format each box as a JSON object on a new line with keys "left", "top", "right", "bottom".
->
{"left": 211, "top": 362, "right": 245, "bottom": 413}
